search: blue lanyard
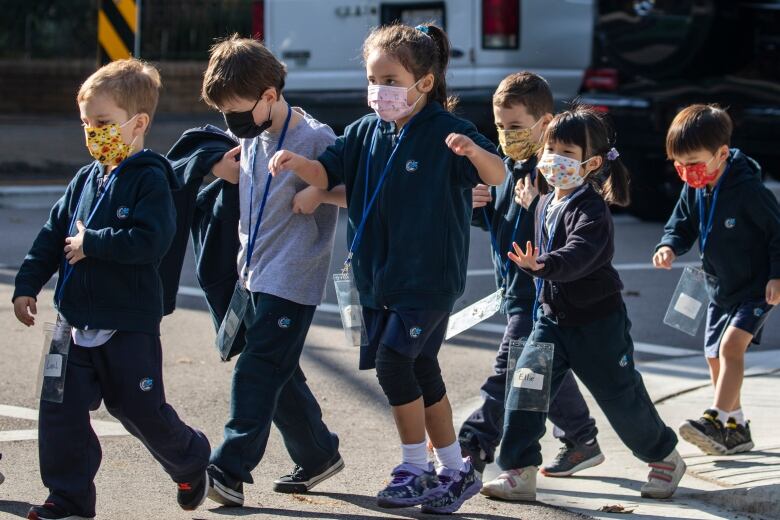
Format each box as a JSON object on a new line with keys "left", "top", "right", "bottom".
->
{"left": 482, "top": 205, "right": 524, "bottom": 291}
{"left": 531, "top": 185, "right": 588, "bottom": 320}
{"left": 344, "top": 116, "right": 416, "bottom": 269}
{"left": 55, "top": 165, "right": 121, "bottom": 305}
{"left": 696, "top": 162, "right": 730, "bottom": 256}
{"left": 244, "top": 105, "right": 293, "bottom": 279}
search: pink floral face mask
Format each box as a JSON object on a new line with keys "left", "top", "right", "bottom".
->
{"left": 367, "top": 79, "right": 423, "bottom": 122}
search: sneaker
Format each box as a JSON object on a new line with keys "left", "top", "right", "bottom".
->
{"left": 421, "top": 458, "right": 482, "bottom": 515}
{"left": 541, "top": 440, "right": 605, "bottom": 477}
{"left": 724, "top": 418, "right": 754, "bottom": 455}
{"left": 480, "top": 466, "right": 537, "bottom": 501}
{"left": 376, "top": 463, "right": 443, "bottom": 508}
{"left": 640, "top": 449, "right": 686, "bottom": 499}
{"left": 459, "top": 440, "right": 487, "bottom": 477}
{"left": 274, "top": 452, "right": 345, "bottom": 493}
{"left": 27, "top": 503, "right": 93, "bottom": 520}
{"left": 678, "top": 409, "right": 727, "bottom": 455}
{"left": 177, "top": 469, "right": 209, "bottom": 511}
{"left": 207, "top": 464, "right": 244, "bottom": 507}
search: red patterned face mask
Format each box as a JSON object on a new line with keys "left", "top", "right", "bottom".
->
{"left": 674, "top": 155, "right": 721, "bottom": 189}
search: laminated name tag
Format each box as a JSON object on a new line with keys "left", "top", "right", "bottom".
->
{"left": 663, "top": 266, "right": 717, "bottom": 336}
{"left": 506, "top": 341, "right": 554, "bottom": 413}
{"left": 215, "top": 280, "right": 250, "bottom": 361}
{"left": 333, "top": 269, "right": 367, "bottom": 347}
{"left": 445, "top": 289, "right": 503, "bottom": 340}
{"left": 37, "top": 315, "right": 72, "bottom": 403}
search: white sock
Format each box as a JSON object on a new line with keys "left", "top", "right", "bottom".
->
{"left": 402, "top": 441, "right": 429, "bottom": 470}
{"left": 434, "top": 441, "right": 465, "bottom": 472}
{"left": 729, "top": 408, "right": 746, "bottom": 426}
{"left": 711, "top": 407, "right": 729, "bottom": 423}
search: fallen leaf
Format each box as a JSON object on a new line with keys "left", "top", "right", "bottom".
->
{"left": 598, "top": 504, "right": 635, "bottom": 513}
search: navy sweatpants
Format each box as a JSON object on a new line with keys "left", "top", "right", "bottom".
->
{"left": 459, "top": 312, "right": 597, "bottom": 462}
{"left": 38, "top": 332, "right": 210, "bottom": 518}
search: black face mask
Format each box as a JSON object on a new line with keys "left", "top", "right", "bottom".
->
{"left": 223, "top": 95, "right": 272, "bottom": 139}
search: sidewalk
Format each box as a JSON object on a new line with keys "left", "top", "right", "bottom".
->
{"left": 460, "top": 351, "right": 780, "bottom": 520}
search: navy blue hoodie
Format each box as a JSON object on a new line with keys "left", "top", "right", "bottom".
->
{"left": 656, "top": 149, "right": 780, "bottom": 308}
{"left": 473, "top": 156, "right": 538, "bottom": 316}
{"left": 318, "top": 101, "right": 499, "bottom": 312}
{"left": 14, "top": 151, "right": 178, "bottom": 335}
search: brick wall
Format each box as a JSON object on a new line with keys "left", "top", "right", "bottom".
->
{"left": 0, "top": 60, "right": 212, "bottom": 114}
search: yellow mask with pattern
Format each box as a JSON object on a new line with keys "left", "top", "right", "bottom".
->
{"left": 497, "top": 118, "right": 543, "bottom": 162}
{"left": 84, "top": 115, "right": 138, "bottom": 167}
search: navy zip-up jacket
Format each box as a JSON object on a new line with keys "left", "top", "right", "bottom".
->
{"left": 526, "top": 184, "right": 624, "bottom": 326}
{"left": 473, "top": 156, "right": 538, "bottom": 315}
{"left": 318, "top": 101, "right": 499, "bottom": 312}
{"left": 14, "top": 150, "right": 178, "bottom": 335}
{"left": 656, "top": 149, "right": 780, "bottom": 308}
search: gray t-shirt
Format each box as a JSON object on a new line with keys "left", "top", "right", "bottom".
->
{"left": 237, "top": 108, "right": 338, "bottom": 306}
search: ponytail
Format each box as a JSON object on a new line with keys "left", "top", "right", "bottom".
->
{"left": 419, "top": 24, "right": 458, "bottom": 111}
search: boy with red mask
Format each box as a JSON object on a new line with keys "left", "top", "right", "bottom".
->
{"left": 654, "top": 104, "right": 780, "bottom": 456}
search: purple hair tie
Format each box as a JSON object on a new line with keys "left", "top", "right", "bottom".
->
{"left": 606, "top": 147, "right": 620, "bottom": 161}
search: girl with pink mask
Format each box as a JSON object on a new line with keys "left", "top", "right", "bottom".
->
{"left": 269, "top": 23, "right": 505, "bottom": 514}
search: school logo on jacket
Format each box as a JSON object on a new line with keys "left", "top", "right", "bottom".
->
{"left": 619, "top": 354, "right": 629, "bottom": 368}
{"left": 754, "top": 307, "right": 765, "bottom": 317}
{"left": 724, "top": 217, "right": 736, "bottom": 229}
{"left": 139, "top": 377, "right": 154, "bottom": 392}
{"left": 278, "top": 316, "right": 292, "bottom": 329}
{"left": 405, "top": 160, "right": 419, "bottom": 173}
{"left": 116, "top": 206, "right": 130, "bottom": 219}
{"left": 409, "top": 326, "right": 423, "bottom": 339}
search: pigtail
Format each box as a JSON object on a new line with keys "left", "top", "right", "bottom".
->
{"left": 420, "top": 24, "right": 458, "bottom": 112}
{"left": 600, "top": 155, "right": 631, "bottom": 207}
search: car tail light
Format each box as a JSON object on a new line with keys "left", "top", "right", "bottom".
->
{"left": 583, "top": 68, "right": 619, "bottom": 92}
{"left": 252, "top": 0, "right": 264, "bottom": 41}
{"left": 482, "top": 0, "right": 519, "bottom": 49}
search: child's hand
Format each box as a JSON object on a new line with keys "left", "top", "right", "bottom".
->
{"left": 472, "top": 184, "right": 492, "bottom": 208}
{"left": 64, "top": 221, "right": 87, "bottom": 265}
{"left": 445, "top": 133, "right": 477, "bottom": 157}
{"left": 212, "top": 146, "right": 241, "bottom": 184}
{"left": 508, "top": 241, "right": 544, "bottom": 271}
{"left": 514, "top": 174, "right": 539, "bottom": 209}
{"left": 269, "top": 150, "right": 304, "bottom": 177}
{"left": 652, "top": 246, "right": 676, "bottom": 270}
{"left": 766, "top": 279, "right": 780, "bottom": 305}
{"left": 292, "top": 186, "right": 323, "bottom": 214}
{"left": 13, "top": 296, "right": 37, "bottom": 327}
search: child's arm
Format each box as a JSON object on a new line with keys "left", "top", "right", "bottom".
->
{"left": 446, "top": 133, "right": 506, "bottom": 186}
{"left": 211, "top": 146, "right": 241, "bottom": 184}
{"left": 77, "top": 171, "right": 176, "bottom": 265}
{"left": 269, "top": 151, "right": 329, "bottom": 190}
{"left": 747, "top": 185, "right": 780, "bottom": 304}
{"left": 653, "top": 188, "right": 697, "bottom": 268}
{"left": 292, "top": 185, "right": 347, "bottom": 214}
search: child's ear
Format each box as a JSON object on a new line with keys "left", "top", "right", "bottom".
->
{"left": 419, "top": 73, "right": 435, "bottom": 93}
{"left": 584, "top": 155, "right": 603, "bottom": 175}
{"left": 262, "top": 86, "right": 278, "bottom": 104}
{"left": 135, "top": 113, "right": 151, "bottom": 136}
{"left": 718, "top": 144, "right": 730, "bottom": 163}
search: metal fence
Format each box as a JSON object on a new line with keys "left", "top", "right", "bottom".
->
{"left": 0, "top": 0, "right": 257, "bottom": 60}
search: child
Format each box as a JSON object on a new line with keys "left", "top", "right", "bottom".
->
{"left": 460, "top": 72, "right": 604, "bottom": 484}
{"left": 483, "top": 106, "right": 685, "bottom": 501}
{"left": 269, "top": 23, "right": 505, "bottom": 514}
{"left": 12, "top": 59, "right": 211, "bottom": 519}
{"left": 201, "top": 35, "right": 346, "bottom": 506}
{"left": 653, "top": 104, "right": 780, "bottom": 455}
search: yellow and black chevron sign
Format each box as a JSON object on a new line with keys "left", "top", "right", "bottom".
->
{"left": 98, "top": 0, "right": 139, "bottom": 63}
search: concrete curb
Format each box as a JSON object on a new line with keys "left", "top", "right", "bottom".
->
{"left": 0, "top": 185, "right": 65, "bottom": 209}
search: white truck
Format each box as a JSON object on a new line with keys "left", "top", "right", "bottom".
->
{"left": 256, "top": 0, "right": 595, "bottom": 131}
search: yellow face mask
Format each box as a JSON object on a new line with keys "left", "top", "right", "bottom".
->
{"left": 497, "top": 118, "right": 542, "bottom": 162}
{"left": 84, "top": 115, "right": 138, "bottom": 167}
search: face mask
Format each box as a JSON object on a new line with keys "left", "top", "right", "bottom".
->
{"left": 537, "top": 152, "right": 596, "bottom": 190}
{"left": 498, "top": 118, "right": 542, "bottom": 162}
{"left": 223, "top": 95, "right": 272, "bottom": 139}
{"left": 84, "top": 115, "right": 139, "bottom": 167}
{"left": 674, "top": 154, "right": 722, "bottom": 189}
{"left": 367, "top": 79, "right": 424, "bottom": 122}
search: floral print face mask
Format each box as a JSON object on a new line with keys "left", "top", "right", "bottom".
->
{"left": 497, "top": 118, "right": 542, "bottom": 162}
{"left": 537, "top": 152, "right": 597, "bottom": 190}
{"left": 84, "top": 115, "right": 138, "bottom": 167}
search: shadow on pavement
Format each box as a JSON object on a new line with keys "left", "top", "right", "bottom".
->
{"left": 0, "top": 500, "right": 34, "bottom": 518}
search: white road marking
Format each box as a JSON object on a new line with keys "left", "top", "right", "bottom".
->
{"left": 0, "top": 404, "right": 128, "bottom": 443}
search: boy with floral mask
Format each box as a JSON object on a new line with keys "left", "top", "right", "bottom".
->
{"left": 13, "top": 58, "right": 212, "bottom": 519}
{"left": 654, "top": 104, "right": 780, "bottom": 455}
{"left": 202, "top": 35, "right": 346, "bottom": 506}
{"left": 460, "top": 72, "right": 605, "bottom": 484}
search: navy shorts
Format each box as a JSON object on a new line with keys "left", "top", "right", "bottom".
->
{"left": 704, "top": 299, "right": 773, "bottom": 358}
{"left": 359, "top": 307, "right": 449, "bottom": 370}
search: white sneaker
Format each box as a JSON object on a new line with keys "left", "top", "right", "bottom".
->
{"left": 640, "top": 449, "right": 686, "bottom": 499}
{"left": 480, "top": 466, "right": 537, "bottom": 501}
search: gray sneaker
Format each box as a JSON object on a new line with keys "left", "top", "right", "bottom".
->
{"left": 541, "top": 440, "right": 605, "bottom": 477}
